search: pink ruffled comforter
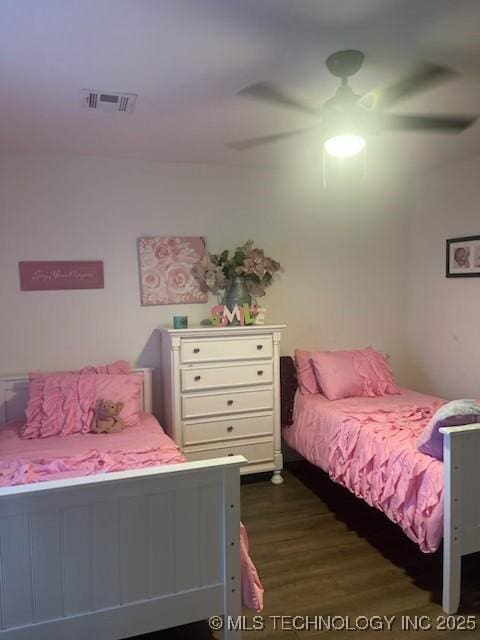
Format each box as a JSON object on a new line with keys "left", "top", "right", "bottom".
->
{"left": 283, "top": 389, "right": 446, "bottom": 553}
{"left": 0, "top": 413, "right": 263, "bottom": 610}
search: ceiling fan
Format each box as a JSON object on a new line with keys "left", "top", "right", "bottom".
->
{"left": 227, "top": 50, "right": 478, "bottom": 157}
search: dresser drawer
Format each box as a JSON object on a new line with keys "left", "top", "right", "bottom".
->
{"left": 182, "top": 388, "right": 273, "bottom": 419}
{"left": 185, "top": 440, "right": 274, "bottom": 465}
{"left": 181, "top": 362, "right": 273, "bottom": 392}
{"left": 180, "top": 336, "right": 272, "bottom": 364}
{"left": 183, "top": 414, "right": 273, "bottom": 446}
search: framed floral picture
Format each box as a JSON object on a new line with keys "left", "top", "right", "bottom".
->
{"left": 137, "top": 236, "right": 208, "bottom": 305}
{"left": 446, "top": 235, "right": 480, "bottom": 278}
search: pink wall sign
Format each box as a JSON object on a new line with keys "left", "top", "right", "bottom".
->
{"left": 19, "top": 261, "right": 104, "bottom": 291}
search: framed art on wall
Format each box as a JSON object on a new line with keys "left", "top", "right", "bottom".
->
{"left": 137, "top": 236, "right": 208, "bottom": 305}
{"left": 446, "top": 235, "right": 480, "bottom": 278}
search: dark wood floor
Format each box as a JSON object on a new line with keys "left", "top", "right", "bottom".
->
{"left": 135, "top": 462, "right": 480, "bottom": 639}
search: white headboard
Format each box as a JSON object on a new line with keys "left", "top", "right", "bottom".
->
{"left": 0, "top": 368, "right": 153, "bottom": 427}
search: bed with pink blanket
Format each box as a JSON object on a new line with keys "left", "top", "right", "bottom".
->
{"left": 0, "top": 410, "right": 263, "bottom": 613}
{"left": 0, "top": 367, "right": 262, "bottom": 639}
{"left": 283, "top": 388, "right": 445, "bottom": 553}
{"left": 280, "top": 353, "right": 480, "bottom": 614}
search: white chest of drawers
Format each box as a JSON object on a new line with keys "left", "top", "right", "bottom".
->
{"left": 159, "top": 325, "right": 285, "bottom": 484}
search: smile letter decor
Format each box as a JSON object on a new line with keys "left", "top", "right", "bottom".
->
{"left": 211, "top": 304, "right": 265, "bottom": 326}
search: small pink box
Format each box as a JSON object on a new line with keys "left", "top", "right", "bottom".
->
{"left": 19, "top": 261, "right": 104, "bottom": 291}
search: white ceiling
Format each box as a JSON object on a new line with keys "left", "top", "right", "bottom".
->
{"left": 1, "top": 0, "right": 480, "bottom": 171}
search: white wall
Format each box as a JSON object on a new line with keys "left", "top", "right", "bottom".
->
{"left": 0, "top": 152, "right": 409, "bottom": 379}
{"left": 407, "top": 155, "right": 480, "bottom": 398}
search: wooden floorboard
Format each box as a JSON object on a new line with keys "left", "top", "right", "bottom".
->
{"left": 133, "top": 462, "right": 480, "bottom": 639}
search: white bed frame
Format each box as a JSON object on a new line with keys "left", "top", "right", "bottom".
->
{"left": 0, "top": 369, "right": 245, "bottom": 639}
{"left": 441, "top": 424, "right": 480, "bottom": 614}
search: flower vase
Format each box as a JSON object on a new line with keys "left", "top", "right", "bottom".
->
{"left": 226, "top": 276, "right": 251, "bottom": 325}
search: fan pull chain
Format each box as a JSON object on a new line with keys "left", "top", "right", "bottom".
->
{"left": 363, "top": 143, "right": 367, "bottom": 184}
{"left": 323, "top": 147, "right": 327, "bottom": 190}
{"left": 322, "top": 143, "right": 368, "bottom": 189}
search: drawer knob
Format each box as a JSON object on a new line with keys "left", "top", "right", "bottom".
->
{"left": 227, "top": 399, "right": 234, "bottom": 406}
{"left": 227, "top": 426, "right": 234, "bottom": 432}
{"left": 228, "top": 453, "right": 234, "bottom": 457}
{"left": 256, "top": 344, "right": 263, "bottom": 350}
{"left": 194, "top": 375, "right": 201, "bottom": 381}
{"left": 193, "top": 348, "right": 200, "bottom": 354}
{"left": 257, "top": 370, "right": 264, "bottom": 376}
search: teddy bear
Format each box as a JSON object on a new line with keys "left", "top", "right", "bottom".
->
{"left": 92, "top": 398, "right": 125, "bottom": 433}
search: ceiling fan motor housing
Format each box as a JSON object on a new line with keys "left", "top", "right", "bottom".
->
{"left": 326, "top": 50, "right": 365, "bottom": 79}
{"left": 323, "top": 100, "right": 381, "bottom": 139}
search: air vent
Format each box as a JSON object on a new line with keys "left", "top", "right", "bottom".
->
{"left": 81, "top": 89, "right": 137, "bottom": 113}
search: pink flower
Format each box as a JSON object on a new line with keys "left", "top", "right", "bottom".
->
{"left": 141, "top": 249, "right": 157, "bottom": 268}
{"left": 142, "top": 270, "right": 161, "bottom": 290}
{"left": 166, "top": 263, "right": 192, "bottom": 293}
{"left": 193, "top": 255, "right": 226, "bottom": 291}
{"left": 167, "top": 238, "right": 183, "bottom": 256}
{"left": 243, "top": 249, "right": 267, "bottom": 279}
{"left": 154, "top": 243, "right": 170, "bottom": 263}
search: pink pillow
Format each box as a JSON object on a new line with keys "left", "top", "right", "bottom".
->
{"left": 361, "top": 348, "right": 400, "bottom": 396}
{"left": 27, "top": 360, "right": 131, "bottom": 377}
{"left": 310, "top": 348, "right": 400, "bottom": 401}
{"left": 22, "top": 372, "right": 143, "bottom": 439}
{"left": 79, "top": 360, "right": 131, "bottom": 375}
{"left": 310, "top": 351, "right": 365, "bottom": 400}
{"left": 295, "top": 349, "right": 320, "bottom": 395}
{"left": 88, "top": 373, "right": 142, "bottom": 428}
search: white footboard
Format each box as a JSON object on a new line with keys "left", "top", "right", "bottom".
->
{"left": 0, "top": 456, "right": 244, "bottom": 640}
{"left": 441, "top": 424, "right": 480, "bottom": 614}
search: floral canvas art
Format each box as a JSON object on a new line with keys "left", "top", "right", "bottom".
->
{"left": 138, "top": 236, "right": 208, "bottom": 305}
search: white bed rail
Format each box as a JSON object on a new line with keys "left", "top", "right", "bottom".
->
{"left": 0, "top": 455, "right": 244, "bottom": 640}
{"left": 441, "top": 423, "right": 480, "bottom": 614}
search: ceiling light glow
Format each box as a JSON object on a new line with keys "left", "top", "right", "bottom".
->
{"left": 324, "top": 135, "right": 366, "bottom": 158}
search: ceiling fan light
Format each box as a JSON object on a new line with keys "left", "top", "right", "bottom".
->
{"left": 324, "top": 135, "right": 366, "bottom": 158}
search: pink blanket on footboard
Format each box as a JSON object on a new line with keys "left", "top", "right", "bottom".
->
{"left": 283, "top": 389, "right": 446, "bottom": 553}
{"left": 0, "top": 413, "right": 263, "bottom": 610}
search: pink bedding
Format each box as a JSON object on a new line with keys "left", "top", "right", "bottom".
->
{"left": 283, "top": 389, "right": 446, "bottom": 553}
{"left": 0, "top": 413, "right": 263, "bottom": 610}
{"left": 1, "top": 412, "right": 184, "bottom": 484}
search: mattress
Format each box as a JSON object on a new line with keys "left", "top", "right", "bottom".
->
{"left": 283, "top": 388, "right": 446, "bottom": 552}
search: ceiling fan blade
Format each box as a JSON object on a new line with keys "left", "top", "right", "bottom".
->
{"left": 238, "top": 82, "right": 319, "bottom": 116}
{"left": 226, "top": 127, "right": 314, "bottom": 150}
{"left": 382, "top": 113, "right": 478, "bottom": 132}
{"left": 367, "top": 62, "right": 459, "bottom": 111}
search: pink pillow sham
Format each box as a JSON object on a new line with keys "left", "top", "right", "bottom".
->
{"left": 294, "top": 349, "right": 320, "bottom": 395}
{"left": 310, "top": 347, "right": 399, "bottom": 401}
{"left": 27, "top": 360, "right": 131, "bottom": 377}
{"left": 22, "top": 372, "right": 143, "bottom": 439}
{"left": 79, "top": 360, "right": 131, "bottom": 375}
{"left": 359, "top": 347, "right": 399, "bottom": 396}
{"left": 311, "top": 350, "right": 363, "bottom": 400}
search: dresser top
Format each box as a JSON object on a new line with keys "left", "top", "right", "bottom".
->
{"left": 158, "top": 324, "right": 286, "bottom": 338}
